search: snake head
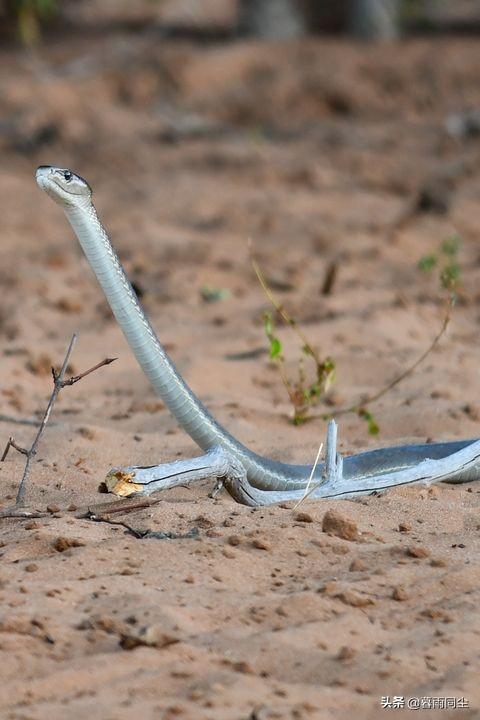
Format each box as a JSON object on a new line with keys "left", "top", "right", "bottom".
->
{"left": 36, "top": 166, "right": 92, "bottom": 207}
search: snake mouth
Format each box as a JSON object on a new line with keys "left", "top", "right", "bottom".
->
{"left": 36, "top": 165, "right": 52, "bottom": 188}
{"left": 36, "top": 166, "right": 64, "bottom": 194}
{"left": 36, "top": 165, "right": 92, "bottom": 200}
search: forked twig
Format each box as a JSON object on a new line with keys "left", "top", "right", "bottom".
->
{"left": 59, "top": 356, "right": 116, "bottom": 386}
{"left": 0, "top": 334, "right": 116, "bottom": 518}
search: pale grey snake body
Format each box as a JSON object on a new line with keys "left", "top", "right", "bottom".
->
{"left": 35, "top": 166, "right": 480, "bottom": 505}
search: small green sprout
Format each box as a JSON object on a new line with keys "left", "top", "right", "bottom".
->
{"left": 6, "top": 0, "right": 59, "bottom": 46}
{"left": 263, "top": 312, "right": 283, "bottom": 360}
{"left": 200, "top": 285, "right": 230, "bottom": 303}
{"left": 418, "top": 254, "right": 437, "bottom": 273}
{"left": 418, "top": 235, "right": 462, "bottom": 294}
{"left": 358, "top": 408, "right": 380, "bottom": 436}
{"left": 440, "top": 263, "right": 460, "bottom": 292}
{"left": 441, "top": 235, "right": 460, "bottom": 257}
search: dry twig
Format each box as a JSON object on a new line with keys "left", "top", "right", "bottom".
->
{"left": 0, "top": 414, "right": 46, "bottom": 427}
{"left": 0, "top": 334, "right": 116, "bottom": 519}
{"left": 312, "top": 294, "right": 455, "bottom": 423}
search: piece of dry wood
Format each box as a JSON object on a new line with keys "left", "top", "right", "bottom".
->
{"left": 82, "top": 496, "right": 163, "bottom": 518}
{"left": 321, "top": 260, "right": 338, "bottom": 296}
{"left": 83, "top": 510, "right": 200, "bottom": 540}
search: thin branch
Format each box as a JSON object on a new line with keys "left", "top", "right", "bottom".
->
{"left": 83, "top": 512, "right": 200, "bottom": 540}
{"left": 0, "top": 335, "right": 117, "bottom": 514}
{"left": 13, "top": 334, "right": 77, "bottom": 506}
{"left": 292, "top": 440, "right": 323, "bottom": 510}
{"left": 1, "top": 437, "right": 28, "bottom": 461}
{"left": 251, "top": 241, "right": 454, "bottom": 428}
{"left": 60, "top": 357, "right": 116, "bottom": 387}
{"left": 0, "top": 506, "right": 47, "bottom": 519}
{"left": 251, "top": 252, "right": 319, "bottom": 359}
{"left": 312, "top": 294, "right": 454, "bottom": 422}
{"left": 321, "top": 260, "right": 338, "bottom": 296}
{"left": 251, "top": 247, "right": 335, "bottom": 423}
{"left": 81, "top": 496, "right": 162, "bottom": 518}
{"left": 0, "top": 414, "right": 45, "bottom": 427}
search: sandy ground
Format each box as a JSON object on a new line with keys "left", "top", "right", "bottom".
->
{"left": 0, "top": 25, "right": 479, "bottom": 720}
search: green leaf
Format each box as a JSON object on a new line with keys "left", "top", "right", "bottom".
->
{"left": 359, "top": 409, "right": 380, "bottom": 436}
{"left": 418, "top": 254, "right": 437, "bottom": 273}
{"left": 200, "top": 285, "right": 230, "bottom": 303}
{"left": 38, "top": 0, "right": 58, "bottom": 16}
{"left": 320, "top": 358, "right": 335, "bottom": 375}
{"left": 440, "top": 263, "right": 460, "bottom": 290}
{"left": 441, "top": 235, "right": 460, "bottom": 258}
{"left": 263, "top": 312, "right": 273, "bottom": 337}
{"left": 269, "top": 337, "right": 282, "bottom": 359}
{"left": 307, "top": 383, "right": 321, "bottom": 400}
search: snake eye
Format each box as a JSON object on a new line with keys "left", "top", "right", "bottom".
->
{"left": 63, "top": 170, "right": 73, "bottom": 182}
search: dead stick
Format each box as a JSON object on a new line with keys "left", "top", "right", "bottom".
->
{"left": 321, "top": 260, "right": 338, "bottom": 296}
{"left": 311, "top": 294, "right": 454, "bottom": 422}
{"left": 0, "top": 334, "right": 116, "bottom": 512}
{"left": 0, "top": 414, "right": 47, "bottom": 427}
{"left": 1, "top": 437, "right": 28, "bottom": 461}
{"left": 10, "top": 334, "right": 77, "bottom": 506}
{"left": 59, "top": 357, "right": 116, "bottom": 387}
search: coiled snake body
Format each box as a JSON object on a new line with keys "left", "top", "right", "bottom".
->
{"left": 36, "top": 166, "right": 480, "bottom": 505}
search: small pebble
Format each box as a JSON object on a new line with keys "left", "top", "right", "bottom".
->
{"left": 293, "top": 511, "right": 313, "bottom": 523}
{"left": 430, "top": 557, "right": 447, "bottom": 568}
{"left": 406, "top": 545, "right": 430, "bottom": 558}
{"left": 24, "top": 521, "right": 39, "bottom": 530}
{"left": 53, "top": 537, "right": 85, "bottom": 552}
{"left": 392, "top": 586, "right": 408, "bottom": 601}
{"left": 322, "top": 509, "right": 358, "bottom": 541}
{"left": 336, "top": 590, "right": 374, "bottom": 607}
{"left": 252, "top": 538, "right": 271, "bottom": 551}
{"left": 349, "top": 558, "right": 367, "bottom": 572}
{"left": 337, "top": 645, "right": 356, "bottom": 661}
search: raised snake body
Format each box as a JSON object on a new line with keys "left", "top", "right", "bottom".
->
{"left": 35, "top": 165, "right": 480, "bottom": 504}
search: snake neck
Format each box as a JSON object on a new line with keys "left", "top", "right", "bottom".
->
{"left": 63, "top": 202, "right": 248, "bottom": 456}
{"left": 61, "top": 202, "right": 329, "bottom": 493}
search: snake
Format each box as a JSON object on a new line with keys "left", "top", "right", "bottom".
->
{"left": 35, "top": 165, "right": 480, "bottom": 504}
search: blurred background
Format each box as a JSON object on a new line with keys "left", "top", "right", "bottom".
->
{"left": 1, "top": 0, "right": 480, "bottom": 441}
{"left": 4, "top": 1, "right": 480, "bottom": 45}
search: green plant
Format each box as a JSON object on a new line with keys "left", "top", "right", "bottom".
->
{"left": 418, "top": 234, "right": 461, "bottom": 294}
{"left": 5, "top": 0, "right": 59, "bottom": 46}
{"left": 200, "top": 284, "right": 230, "bottom": 303}
{"left": 253, "top": 257, "right": 335, "bottom": 425}
{"left": 253, "top": 245, "right": 455, "bottom": 435}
